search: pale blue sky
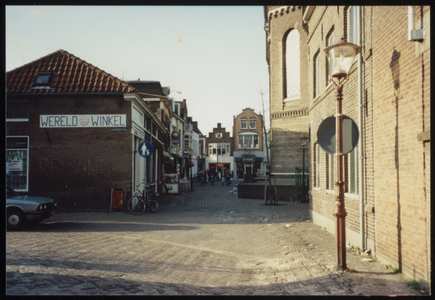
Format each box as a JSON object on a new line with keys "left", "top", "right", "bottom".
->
{"left": 6, "top": 5, "right": 269, "bottom": 136}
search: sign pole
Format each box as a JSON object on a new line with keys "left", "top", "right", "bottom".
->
{"left": 334, "top": 83, "right": 347, "bottom": 271}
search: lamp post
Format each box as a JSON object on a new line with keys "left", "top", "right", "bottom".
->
{"left": 324, "top": 37, "right": 361, "bottom": 271}
{"left": 299, "top": 135, "right": 309, "bottom": 199}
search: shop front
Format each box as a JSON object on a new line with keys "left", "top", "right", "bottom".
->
{"left": 235, "top": 154, "right": 262, "bottom": 181}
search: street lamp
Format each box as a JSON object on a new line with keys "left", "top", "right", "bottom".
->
{"left": 324, "top": 37, "right": 361, "bottom": 271}
{"left": 299, "top": 135, "right": 309, "bottom": 198}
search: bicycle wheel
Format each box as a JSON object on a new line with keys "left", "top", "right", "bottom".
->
{"left": 146, "top": 197, "right": 159, "bottom": 213}
{"left": 127, "top": 196, "right": 146, "bottom": 215}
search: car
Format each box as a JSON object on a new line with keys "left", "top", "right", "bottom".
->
{"left": 6, "top": 186, "right": 58, "bottom": 230}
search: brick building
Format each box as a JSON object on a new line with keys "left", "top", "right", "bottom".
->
{"left": 6, "top": 50, "right": 168, "bottom": 211}
{"left": 232, "top": 108, "right": 266, "bottom": 180}
{"left": 264, "top": 6, "right": 310, "bottom": 184}
{"left": 205, "top": 123, "right": 234, "bottom": 179}
{"left": 272, "top": 5, "right": 430, "bottom": 285}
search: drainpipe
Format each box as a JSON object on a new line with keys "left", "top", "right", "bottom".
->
{"left": 408, "top": 6, "right": 415, "bottom": 41}
{"left": 358, "top": 6, "right": 365, "bottom": 251}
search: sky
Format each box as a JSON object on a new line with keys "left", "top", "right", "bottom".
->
{"left": 5, "top": 5, "right": 270, "bottom": 137}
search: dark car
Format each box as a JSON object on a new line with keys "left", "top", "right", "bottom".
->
{"left": 6, "top": 186, "right": 58, "bottom": 230}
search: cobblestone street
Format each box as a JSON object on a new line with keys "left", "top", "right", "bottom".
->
{"left": 6, "top": 182, "right": 418, "bottom": 295}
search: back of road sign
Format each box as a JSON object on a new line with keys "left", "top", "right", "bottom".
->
{"left": 317, "top": 115, "right": 359, "bottom": 155}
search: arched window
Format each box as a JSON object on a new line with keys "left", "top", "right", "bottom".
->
{"left": 284, "top": 29, "right": 300, "bottom": 101}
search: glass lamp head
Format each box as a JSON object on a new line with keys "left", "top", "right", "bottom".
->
{"left": 325, "top": 37, "right": 361, "bottom": 79}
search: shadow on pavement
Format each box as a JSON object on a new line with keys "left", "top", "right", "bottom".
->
{"left": 6, "top": 268, "right": 415, "bottom": 296}
{"left": 17, "top": 221, "right": 199, "bottom": 233}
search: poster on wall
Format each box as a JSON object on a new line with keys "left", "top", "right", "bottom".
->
{"left": 8, "top": 159, "right": 23, "bottom": 172}
{"left": 6, "top": 150, "right": 24, "bottom": 171}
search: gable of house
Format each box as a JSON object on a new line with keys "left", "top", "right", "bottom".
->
{"left": 6, "top": 49, "right": 135, "bottom": 94}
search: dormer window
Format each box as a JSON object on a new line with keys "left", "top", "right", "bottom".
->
{"left": 33, "top": 72, "right": 52, "bottom": 87}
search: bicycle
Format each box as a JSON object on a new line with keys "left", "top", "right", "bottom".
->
{"left": 127, "top": 180, "right": 159, "bottom": 215}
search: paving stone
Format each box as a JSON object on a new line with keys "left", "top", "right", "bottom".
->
{"left": 6, "top": 183, "right": 419, "bottom": 296}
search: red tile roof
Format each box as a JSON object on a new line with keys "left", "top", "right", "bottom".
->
{"left": 6, "top": 49, "right": 136, "bottom": 94}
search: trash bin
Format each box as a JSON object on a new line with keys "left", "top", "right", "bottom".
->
{"left": 110, "top": 188, "right": 125, "bottom": 212}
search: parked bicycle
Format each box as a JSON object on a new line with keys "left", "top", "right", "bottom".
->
{"left": 127, "top": 180, "right": 159, "bottom": 215}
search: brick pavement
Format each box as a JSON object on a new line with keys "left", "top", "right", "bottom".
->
{"left": 6, "top": 182, "right": 421, "bottom": 295}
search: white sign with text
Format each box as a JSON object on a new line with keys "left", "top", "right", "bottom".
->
{"left": 40, "top": 115, "right": 127, "bottom": 128}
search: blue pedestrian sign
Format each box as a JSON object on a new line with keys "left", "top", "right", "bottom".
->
{"left": 138, "top": 141, "right": 153, "bottom": 158}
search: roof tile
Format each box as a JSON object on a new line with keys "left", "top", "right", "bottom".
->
{"left": 6, "top": 49, "right": 136, "bottom": 94}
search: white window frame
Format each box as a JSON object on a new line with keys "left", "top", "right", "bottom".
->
{"left": 347, "top": 6, "right": 360, "bottom": 46}
{"left": 249, "top": 119, "right": 256, "bottom": 129}
{"left": 132, "top": 106, "right": 144, "bottom": 127}
{"left": 240, "top": 119, "right": 248, "bottom": 129}
{"left": 209, "top": 143, "right": 230, "bottom": 156}
{"left": 6, "top": 136, "right": 30, "bottom": 192}
{"left": 315, "top": 143, "right": 320, "bottom": 188}
{"left": 314, "top": 52, "right": 320, "bottom": 100}
{"left": 285, "top": 29, "right": 301, "bottom": 102}
{"left": 327, "top": 153, "right": 335, "bottom": 191}
{"left": 238, "top": 133, "right": 259, "bottom": 150}
{"left": 346, "top": 147, "right": 358, "bottom": 195}
{"left": 327, "top": 31, "right": 335, "bottom": 87}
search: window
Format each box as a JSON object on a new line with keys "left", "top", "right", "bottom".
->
{"left": 33, "top": 72, "right": 52, "bottom": 86}
{"left": 240, "top": 119, "right": 247, "bottom": 129}
{"left": 314, "top": 143, "right": 320, "bottom": 188}
{"left": 345, "top": 147, "right": 358, "bottom": 194}
{"left": 184, "top": 134, "right": 190, "bottom": 150}
{"left": 238, "top": 134, "right": 259, "bottom": 149}
{"left": 249, "top": 119, "right": 256, "bottom": 129}
{"left": 313, "top": 50, "right": 320, "bottom": 99}
{"left": 327, "top": 153, "right": 335, "bottom": 190}
{"left": 132, "top": 106, "right": 144, "bottom": 126}
{"left": 326, "top": 29, "right": 335, "bottom": 84}
{"left": 284, "top": 29, "right": 300, "bottom": 101}
{"left": 347, "top": 6, "right": 359, "bottom": 45}
{"left": 6, "top": 137, "right": 29, "bottom": 191}
{"left": 209, "top": 143, "right": 230, "bottom": 156}
{"left": 7, "top": 102, "right": 29, "bottom": 120}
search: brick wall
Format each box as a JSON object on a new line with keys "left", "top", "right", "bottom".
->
{"left": 266, "top": 6, "right": 310, "bottom": 179}
{"left": 233, "top": 108, "right": 263, "bottom": 151}
{"left": 306, "top": 6, "right": 377, "bottom": 251}
{"left": 372, "top": 6, "right": 430, "bottom": 284}
{"left": 7, "top": 94, "right": 133, "bottom": 211}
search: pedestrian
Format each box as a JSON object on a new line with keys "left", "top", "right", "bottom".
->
{"left": 200, "top": 169, "right": 206, "bottom": 185}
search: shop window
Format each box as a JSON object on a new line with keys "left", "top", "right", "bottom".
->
{"left": 6, "top": 137, "right": 29, "bottom": 191}
{"left": 7, "top": 102, "right": 29, "bottom": 120}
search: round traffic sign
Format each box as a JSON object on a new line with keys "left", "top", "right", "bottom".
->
{"left": 138, "top": 141, "right": 153, "bottom": 158}
{"left": 317, "top": 115, "right": 359, "bottom": 155}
